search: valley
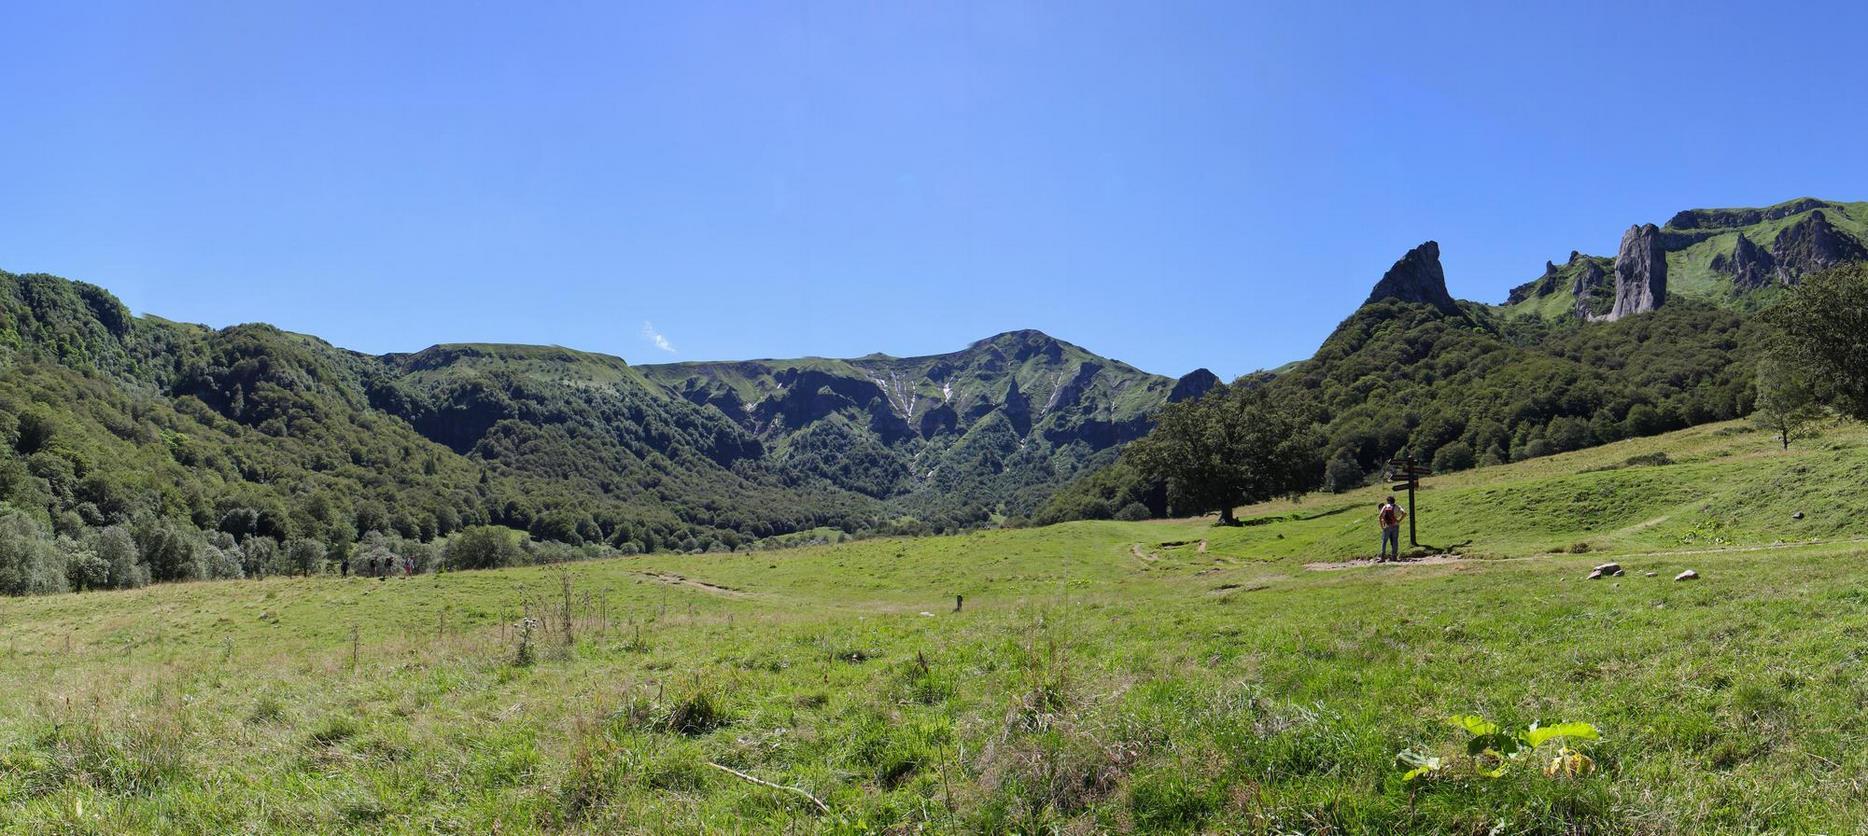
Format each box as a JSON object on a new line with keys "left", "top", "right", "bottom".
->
{"left": 3, "top": 418, "right": 1866, "bottom": 831}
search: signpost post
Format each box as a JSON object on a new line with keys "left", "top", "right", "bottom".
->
{"left": 1387, "top": 455, "right": 1432, "bottom": 548}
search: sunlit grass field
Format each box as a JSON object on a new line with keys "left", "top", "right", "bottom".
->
{"left": 4, "top": 420, "right": 1868, "bottom": 833}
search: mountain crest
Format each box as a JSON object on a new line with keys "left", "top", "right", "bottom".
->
{"left": 1364, "top": 241, "right": 1461, "bottom": 316}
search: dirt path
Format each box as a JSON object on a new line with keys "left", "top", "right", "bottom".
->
{"left": 1305, "top": 537, "right": 1868, "bottom": 572}
{"left": 1129, "top": 544, "right": 1157, "bottom": 562}
{"left": 634, "top": 571, "right": 752, "bottom": 598}
{"left": 1304, "top": 554, "right": 1469, "bottom": 571}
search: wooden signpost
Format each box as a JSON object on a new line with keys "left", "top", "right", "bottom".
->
{"left": 1387, "top": 455, "right": 1432, "bottom": 548}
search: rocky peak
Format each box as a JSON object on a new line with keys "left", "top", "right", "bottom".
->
{"left": 1506, "top": 260, "right": 1562, "bottom": 304}
{"left": 1710, "top": 232, "right": 1776, "bottom": 289}
{"left": 1364, "top": 241, "right": 1462, "bottom": 316}
{"left": 1769, "top": 209, "right": 1867, "bottom": 285}
{"left": 1602, "top": 224, "right": 1667, "bottom": 321}
{"left": 1168, "top": 368, "right": 1220, "bottom": 403}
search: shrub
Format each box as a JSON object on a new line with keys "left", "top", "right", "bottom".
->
{"left": 444, "top": 526, "right": 524, "bottom": 571}
{"left": 283, "top": 538, "right": 326, "bottom": 576}
{"left": 1113, "top": 501, "right": 1152, "bottom": 521}
{"left": 0, "top": 510, "right": 70, "bottom": 595}
{"left": 1432, "top": 441, "right": 1475, "bottom": 473}
{"left": 1324, "top": 453, "right": 1365, "bottom": 493}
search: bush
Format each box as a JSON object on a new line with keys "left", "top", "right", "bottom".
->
{"left": 1432, "top": 441, "right": 1476, "bottom": 473}
{"left": 0, "top": 510, "right": 71, "bottom": 595}
{"left": 283, "top": 538, "right": 326, "bottom": 576}
{"left": 1113, "top": 502, "right": 1152, "bottom": 521}
{"left": 1324, "top": 453, "right": 1365, "bottom": 493}
{"left": 88, "top": 525, "right": 148, "bottom": 589}
{"left": 443, "top": 526, "right": 524, "bottom": 571}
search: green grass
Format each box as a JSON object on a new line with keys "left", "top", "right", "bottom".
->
{"left": 4, "top": 419, "right": 1868, "bottom": 832}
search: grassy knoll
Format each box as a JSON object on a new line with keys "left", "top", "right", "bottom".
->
{"left": 4, "top": 420, "right": 1868, "bottom": 832}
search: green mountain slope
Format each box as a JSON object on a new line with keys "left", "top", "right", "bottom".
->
{"left": 1039, "top": 238, "right": 1765, "bottom": 523}
{"left": 1, "top": 271, "right": 1195, "bottom": 592}
{"left": 0, "top": 271, "right": 892, "bottom": 576}
{"left": 1501, "top": 197, "right": 1868, "bottom": 320}
{"left": 638, "top": 329, "right": 1201, "bottom": 523}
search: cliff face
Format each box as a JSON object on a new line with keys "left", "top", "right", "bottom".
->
{"left": 1603, "top": 224, "right": 1667, "bottom": 321}
{"left": 1770, "top": 210, "right": 1868, "bottom": 285}
{"left": 1711, "top": 233, "right": 1775, "bottom": 289}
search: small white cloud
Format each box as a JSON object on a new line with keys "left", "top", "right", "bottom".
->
{"left": 641, "top": 321, "right": 677, "bottom": 354}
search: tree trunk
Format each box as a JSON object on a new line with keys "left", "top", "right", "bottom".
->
{"left": 1781, "top": 428, "right": 1789, "bottom": 450}
{"left": 1217, "top": 505, "right": 1236, "bottom": 525}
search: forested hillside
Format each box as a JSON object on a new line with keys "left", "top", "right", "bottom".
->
{"left": 0, "top": 272, "right": 1197, "bottom": 594}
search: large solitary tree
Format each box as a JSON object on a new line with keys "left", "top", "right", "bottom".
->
{"left": 1124, "top": 384, "right": 1323, "bottom": 524}
{"left": 1768, "top": 263, "right": 1868, "bottom": 420}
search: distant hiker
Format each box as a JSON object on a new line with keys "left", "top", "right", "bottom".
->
{"left": 340, "top": 555, "right": 349, "bottom": 578}
{"left": 1378, "top": 496, "right": 1407, "bottom": 561}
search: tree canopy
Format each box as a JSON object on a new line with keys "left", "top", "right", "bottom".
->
{"left": 1123, "top": 384, "right": 1322, "bottom": 524}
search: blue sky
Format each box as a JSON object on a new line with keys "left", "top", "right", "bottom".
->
{"left": 4, "top": 1, "right": 1866, "bottom": 379}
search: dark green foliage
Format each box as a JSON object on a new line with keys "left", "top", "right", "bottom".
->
{"left": 1432, "top": 441, "right": 1475, "bottom": 473}
{"left": 1323, "top": 449, "right": 1365, "bottom": 493}
{"left": 1043, "top": 296, "right": 1762, "bottom": 524}
{"left": 1113, "top": 501, "right": 1152, "bottom": 522}
{"left": 0, "top": 510, "right": 71, "bottom": 595}
{"left": 1030, "top": 459, "right": 1163, "bottom": 525}
{"left": 1123, "top": 384, "right": 1323, "bottom": 524}
{"left": 1294, "top": 299, "right": 1756, "bottom": 475}
{"left": 1751, "top": 355, "right": 1825, "bottom": 450}
{"left": 443, "top": 526, "right": 524, "bottom": 571}
{"left": 1768, "top": 263, "right": 1868, "bottom": 420}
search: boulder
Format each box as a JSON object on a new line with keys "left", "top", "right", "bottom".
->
{"left": 1793, "top": 511, "right": 1805, "bottom": 520}
{"left": 1674, "top": 569, "right": 1699, "bottom": 581}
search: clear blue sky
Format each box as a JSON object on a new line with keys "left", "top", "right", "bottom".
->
{"left": 5, "top": 2, "right": 1866, "bottom": 379}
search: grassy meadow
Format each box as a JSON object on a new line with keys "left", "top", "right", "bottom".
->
{"left": 5, "top": 419, "right": 1868, "bottom": 832}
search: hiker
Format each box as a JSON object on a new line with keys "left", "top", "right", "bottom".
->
{"left": 340, "top": 555, "right": 349, "bottom": 578}
{"left": 1378, "top": 496, "right": 1407, "bottom": 561}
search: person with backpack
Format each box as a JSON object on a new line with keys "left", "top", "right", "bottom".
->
{"left": 1378, "top": 496, "right": 1407, "bottom": 562}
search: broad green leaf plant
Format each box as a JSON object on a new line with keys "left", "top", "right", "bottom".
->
{"left": 1397, "top": 715, "right": 1600, "bottom": 782}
